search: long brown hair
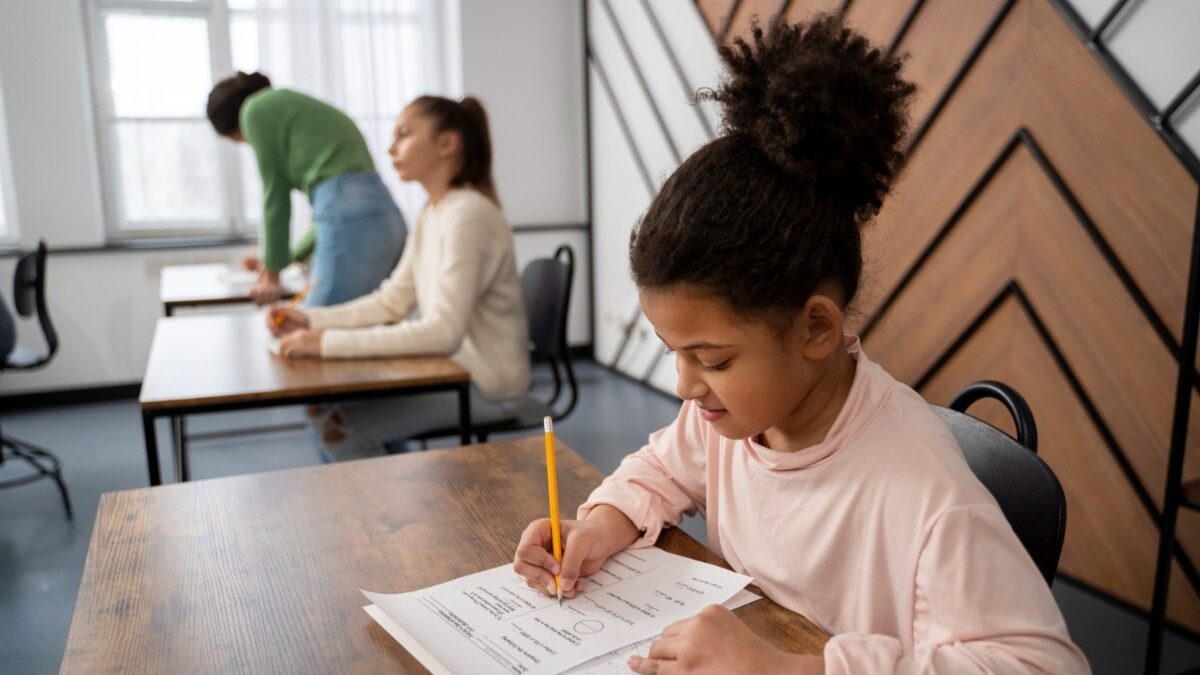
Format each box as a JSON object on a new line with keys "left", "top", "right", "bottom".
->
{"left": 410, "top": 95, "right": 499, "bottom": 205}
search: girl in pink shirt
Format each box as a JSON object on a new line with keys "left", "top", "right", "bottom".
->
{"left": 514, "top": 15, "right": 1089, "bottom": 675}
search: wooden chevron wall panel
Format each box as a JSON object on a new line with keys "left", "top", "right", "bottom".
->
{"left": 696, "top": 0, "right": 1200, "bottom": 632}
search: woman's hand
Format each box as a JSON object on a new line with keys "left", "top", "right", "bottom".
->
{"left": 267, "top": 306, "right": 310, "bottom": 337}
{"left": 628, "top": 605, "right": 823, "bottom": 675}
{"left": 250, "top": 270, "right": 283, "bottom": 305}
{"left": 278, "top": 329, "right": 323, "bottom": 359}
{"left": 513, "top": 517, "right": 619, "bottom": 598}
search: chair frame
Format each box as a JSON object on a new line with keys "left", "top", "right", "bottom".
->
{"left": 1, "top": 240, "right": 72, "bottom": 518}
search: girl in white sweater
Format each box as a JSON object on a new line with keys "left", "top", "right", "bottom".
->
{"left": 268, "top": 96, "right": 530, "bottom": 461}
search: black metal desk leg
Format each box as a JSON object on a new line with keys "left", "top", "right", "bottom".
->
{"left": 142, "top": 411, "right": 162, "bottom": 486}
{"left": 171, "top": 415, "right": 190, "bottom": 482}
{"left": 458, "top": 383, "right": 472, "bottom": 445}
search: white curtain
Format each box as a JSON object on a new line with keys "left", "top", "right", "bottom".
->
{"left": 229, "top": 0, "right": 450, "bottom": 232}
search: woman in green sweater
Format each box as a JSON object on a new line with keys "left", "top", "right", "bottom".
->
{"left": 206, "top": 72, "right": 406, "bottom": 306}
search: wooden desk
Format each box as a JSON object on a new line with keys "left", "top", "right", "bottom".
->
{"left": 159, "top": 264, "right": 307, "bottom": 316}
{"left": 139, "top": 313, "right": 471, "bottom": 485}
{"left": 61, "top": 438, "right": 827, "bottom": 673}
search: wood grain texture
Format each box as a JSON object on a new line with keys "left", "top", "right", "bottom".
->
{"left": 696, "top": 0, "right": 738, "bottom": 38}
{"left": 892, "top": 0, "right": 1004, "bottom": 124}
{"left": 849, "top": 0, "right": 1200, "bottom": 630}
{"left": 864, "top": 141, "right": 1200, "bottom": 630}
{"left": 138, "top": 313, "right": 468, "bottom": 410}
{"left": 840, "top": 0, "right": 912, "bottom": 47}
{"left": 917, "top": 300, "right": 1200, "bottom": 631}
{"left": 782, "top": 0, "right": 843, "bottom": 23}
{"left": 862, "top": 0, "right": 1198, "bottom": 342}
{"left": 159, "top": 264, "right": 304, "bottom": 309}
{"left": 723, "top": 0, "right": 787, "bottom": 43}
{"left": 61, "top": 439, "right": 827, "bottom": 673}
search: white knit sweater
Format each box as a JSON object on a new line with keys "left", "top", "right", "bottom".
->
{"left": 305, "top": 188, "right": 531, "bottom": 402}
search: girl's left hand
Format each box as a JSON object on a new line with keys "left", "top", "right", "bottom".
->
{"left": 628, "top": 606, "right": 823, "bottom": 675}
{"left": 279, "top": 329, "right": 323, "bottom": 360}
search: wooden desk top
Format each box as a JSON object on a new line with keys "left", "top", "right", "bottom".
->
{"left": 61, "top": 439, "right": 828, "bottom": 673}
{"left": 159, "top": 264, "right": 306, "bottom": 308}
{"left": 139, "top": 313, "right": 468, "bottom": 411}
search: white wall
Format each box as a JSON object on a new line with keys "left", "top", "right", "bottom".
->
{"left": 0, "top": 1, "right": 105, "bottom": 249}
{"left": 0, "top": 0, "right": 588, "bottom": 397}
{"left": 588, "top": 0, "right": 719, "bottom": 396}
{"left": 459, "top": 0, "right": 587, "bottom": 229}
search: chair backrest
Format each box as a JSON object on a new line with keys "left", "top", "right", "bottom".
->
{"left": 520, "top": 245, "right": 578, "bottom": 420}
{"left": 10, "top": 240, "right": 58, "bottom": 368}
{"left": 932, "top": 381, "right": 1066, "bottom": 585}
{"left": 0, "top": 292, "right": 15, "bottom": 362}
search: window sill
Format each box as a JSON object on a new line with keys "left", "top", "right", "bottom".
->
{"left": 0, "top": 234, "right": 257, "bottom": 258}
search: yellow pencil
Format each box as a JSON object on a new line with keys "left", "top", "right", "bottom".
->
{"left": 272, "top": 281, "right": 314, "bottom": 326}
{"left": 544, "top": 416, "right": 564, "bottom": 606}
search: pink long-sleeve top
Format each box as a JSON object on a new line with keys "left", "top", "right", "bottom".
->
{"left": 579, "top": 340, "right": 1089, "bottom": 674}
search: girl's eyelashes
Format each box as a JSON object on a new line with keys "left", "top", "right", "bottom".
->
{"left": 702, "top": 359, "right": 731, "bottom": 372}
{"left": 663, "top": 346, "right": 731, "bottom": 372}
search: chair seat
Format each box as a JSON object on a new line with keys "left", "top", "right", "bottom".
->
{"left": 5, "top": 345, "right": 42, "bottom": 369}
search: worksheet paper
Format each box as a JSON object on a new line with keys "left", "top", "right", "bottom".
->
{"left": 361, "top": 547, "right": 753, "bottom": 674}
{"left": 363, "top": 588, "right": 760, "bottom": 675}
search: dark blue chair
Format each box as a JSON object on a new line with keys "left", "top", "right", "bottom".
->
{"left": 1, "top": 240, "right": 71, "bottom": 518}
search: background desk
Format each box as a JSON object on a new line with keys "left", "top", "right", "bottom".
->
{"left": 138, "top": 312, "right": 471, "bottom": 485}
{"left": 61, "top": 438, "right": 828, "bottom": 673}
{"left": 159, "top": 264, "right": 307, "bottom": 316}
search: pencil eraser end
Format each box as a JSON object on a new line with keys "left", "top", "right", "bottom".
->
{"left": 544, "top": 416, "right": 552, "bottom": 433}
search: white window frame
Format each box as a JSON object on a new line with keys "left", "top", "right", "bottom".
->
{"left": 84, "top": 0, "right": 447, "bottom": 241}
{"left": 0, "top": 70, "right": 18, "bottom": 243}
{"left": 83, "top": 0, "right": 247, "bottom": 240}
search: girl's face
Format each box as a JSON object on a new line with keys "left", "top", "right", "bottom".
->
{"left": 388, "top": 105, "right": 457, "bottom": 183}
{"left": 640, "top": 283, "right": 850, "bottom": 449}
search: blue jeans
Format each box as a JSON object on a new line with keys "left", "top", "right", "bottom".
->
{"left": 306, "top": 171, "right": 407, "bottom": 308}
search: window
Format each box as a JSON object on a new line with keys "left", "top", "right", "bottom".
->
{"left": 85, "top": 0, "right": 448, "bottom": 240}
{"left": 0, "top": 72, "right": 16, "bottom": 241}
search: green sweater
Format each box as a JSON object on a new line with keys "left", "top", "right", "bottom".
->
{"left": 240, "top": 88, "right": 375, "bottom": 271}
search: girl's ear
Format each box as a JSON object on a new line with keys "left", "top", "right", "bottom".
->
{"left": 437, "top": 130, "right": 461, "bottom": 160}
{"left": 798, "top": 294, "right": 845, "bottom": 360}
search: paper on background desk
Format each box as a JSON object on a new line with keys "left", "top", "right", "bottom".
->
{"left": 361, "top": 547, "right": 754, "bottom": 675}
{"left": 219, "top": 265, "right": 307, "bottom": 289}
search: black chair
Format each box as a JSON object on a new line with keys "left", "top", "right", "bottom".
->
{"left": 417, "top": 245, "right": 578, "bottom": 445}
{"left": 0, "top": 240, "right": 72, "bottom": 519}
{"left": 932, "top": 380, "right": 1065, "bottom": 585}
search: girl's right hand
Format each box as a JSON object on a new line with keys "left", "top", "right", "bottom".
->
{"left": 267, "top": 306, "right": 310, "bottom": 337}
{"left": 513, "top": 518, "right": 616, "bottom": 599}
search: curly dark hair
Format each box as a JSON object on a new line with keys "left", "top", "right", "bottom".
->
{"left": 206, "top": 71, "right": 272, "bottom": 136}
{"left": 629, "top": 15, "right": 914, "bottom": 325}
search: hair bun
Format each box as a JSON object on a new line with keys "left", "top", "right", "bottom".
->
{"left": 710, "top": 15, "right": 914, "bottom": 219}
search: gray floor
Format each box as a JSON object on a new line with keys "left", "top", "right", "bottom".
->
{"left": 1, "top": 360, "right": 1198, "bottom": 674}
